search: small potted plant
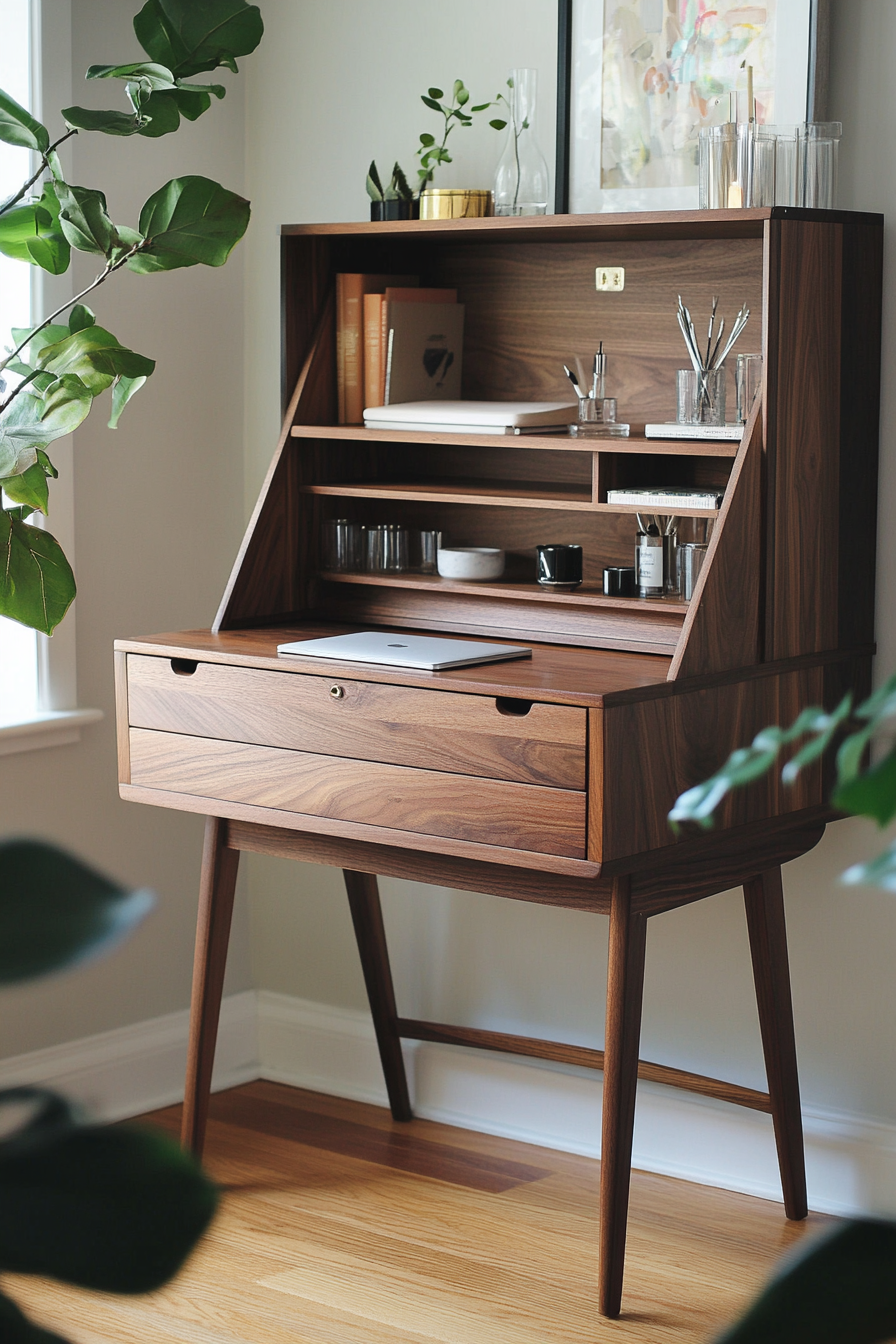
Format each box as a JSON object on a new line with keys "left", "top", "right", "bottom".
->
{"left": 366, "top": 160, "right": 418, "bottom": 221}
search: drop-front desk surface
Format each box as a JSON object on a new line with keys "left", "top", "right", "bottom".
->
{"left": 114, "top": 205, "right": 884, "bottom": 1323}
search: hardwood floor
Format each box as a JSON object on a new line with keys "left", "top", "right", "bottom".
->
{"left": 9, "top": 1080, "right": 830, "bottom": 1343}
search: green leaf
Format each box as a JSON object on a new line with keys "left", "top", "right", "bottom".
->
{"left": 489, "top": 118, "right": 508, "bottom": 129}
{"left": 133, "top": 0, "right": 263, "bottom": 79}
{"left": 427, "top": 87, "right": 444, "bottom": 99}
{"left": 27, "top": 183, "right": 70, "bottom": 274}
{"left": 0, "top": 512, "right": 76, "bottom": 633}
{"left": 129, "top": 175, "right": 249, "bottom": 273}
{"left": 0, "top": 187, "right": 71, "bottom": 275}
{"left": 0, "top": 393, "right": 57, "bottom": 477}
{"left": 842, "top": 839, "right": 896, "bottom": 892}
{"left": 0, "top": 839, "right": 153, "bottom": 980}
{"left": 131, "top": 87, "right": 182, "bottom": 137}
{"left": 10, "top": 324, "right": 72, "bottom": 364}
{"left": 471, "top": 102, "right": 493, "bottom": 112}
{"left": 0, "top": 203, "right": 50, "bottom": 263}
{"left": 421, "top": 96, "right": 442, "bottom": 113}
{"left": 86, "top": 60, "right": 176, "bottom": 88}
{"left": 390, "top": 162, "right": 413, "bottom": 201}
{"left": 0, "top": 1286, "right": 67, "bottom": 1343}
{"left": 0, "top": 90, "right": 49, "bottom": 153}
{"left": 455, "top": 82, "right": 470, "bottom": 105}
{"left": 108, "top": 373, "right": 148, "bottom": 428}
{"left": 365, "top": 159, "right": 384, "bottom": 202}
{"left": 39, "top": 373, "right": 95, "bottom": 428}
{"left": 68, "top": 303, "right": 96, "bottom": 334}
{"left": 0, "top": 461, "right": 50, "bottom": 515}
{"left": 45, "top": 148, "right": 63, "bottom": 181}
{"left": 715, "top": 1218, "right": 896, "bottom": 1344}
{"left": 418, "top": 132, "right": 435, "bottom": 147}
{"left": 833, "top": 746, "right": 896, "bottom": 826}
{"left": 60, "top": 105, "right": 147, "bottom": 136}
{"left": 39, "top": 328, "right": 155, "bottom": 396}
{"left": 55, "top": 182, "right": 119, "bottom": 254}
{"left": 0, "top": 1088, "right": 216, "bottom": 1291}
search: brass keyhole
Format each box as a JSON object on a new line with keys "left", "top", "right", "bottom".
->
{"left": 329, "top": 685, "right": 345, "bottom": 700}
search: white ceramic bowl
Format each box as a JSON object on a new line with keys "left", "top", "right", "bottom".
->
{"left": 437, "top": 547, "right": 505, "bottom": 581}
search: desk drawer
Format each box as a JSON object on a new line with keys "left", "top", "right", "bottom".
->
{"left": 128, "top": 729, "right": 587, "bottom": 858}
{"left": 126, "top": 655, "right": 586, "bottom": 789}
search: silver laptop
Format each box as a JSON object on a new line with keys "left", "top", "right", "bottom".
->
{"left": 277, "top": 631, "right": 532, "bottom": 671}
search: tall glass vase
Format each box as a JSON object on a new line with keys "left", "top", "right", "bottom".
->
{"left": 493, "top": 68, "right": 549, "bottom": 216}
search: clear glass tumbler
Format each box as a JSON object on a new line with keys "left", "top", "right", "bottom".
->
{"left": 322, "top": 518, "right": 362, "bottom": 572}
{"left": 366, "top": 524, "right": 408, "bottom": 573}
{"left": 676, "top": 368, "right": 726, "bottom": 426}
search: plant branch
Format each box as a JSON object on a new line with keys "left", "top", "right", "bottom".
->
{"left": 0, "top": 128, "right": 77, "bottom": 218}
{"left": 0, "top": 241, "right": 143, "bottom": 411}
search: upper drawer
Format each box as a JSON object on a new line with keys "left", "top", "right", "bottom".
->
{"left": 125, "top": 655, "right": 586, "bottom": 789}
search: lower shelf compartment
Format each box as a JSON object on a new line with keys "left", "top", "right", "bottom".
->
{"left": 319, "top": 570, "right": 689, "bottom": 614}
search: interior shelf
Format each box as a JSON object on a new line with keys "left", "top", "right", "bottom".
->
{"left": 290, "top": 424, "right": 741, "bottom": 458}
{"left": 302, "top": 480, "right": 721, "bottom": 516}
{"left": 319, "top": 570, "right": 691, "bottom": 613}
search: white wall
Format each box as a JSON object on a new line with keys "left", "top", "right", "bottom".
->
{"left": 242, "top": 0, "right": 896, "bottom": 1201}
{"left": 0, "top": 0, "right": 253, "bottom": 1055}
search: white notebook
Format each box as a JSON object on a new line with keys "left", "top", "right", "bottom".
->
{"left": 277, "top": 631, "right": 532, "bottom": 671}
{"left": 364, "top": 400, "right": 577, "bottom": 434}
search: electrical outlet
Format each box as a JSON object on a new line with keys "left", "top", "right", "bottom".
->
{"left": 595, "top": 266, "right": 625, "bottom": 292}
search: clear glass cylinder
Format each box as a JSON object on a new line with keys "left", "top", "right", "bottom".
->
{"left": 771, "top": 127, "right": 800, "bottom": 205}
{"left": 493, "top": 69, "right": 549, "bottom": 216}
{"left": 677, "top": 368, "right": 726, "bottom": 426}
{"left": 736, "top": 353, "right": 763, "bottom": 423}
{"left": 366, "top": 524, "right": 408, "bottom": 573}
{"left": 699, "top": 124, "right": 737, "bottom": 209}
{"left": 799, "top": 122, "right": 841, "bottom": 209}
{"left": 322, "top": 518, "right": 361, "bottom": 572}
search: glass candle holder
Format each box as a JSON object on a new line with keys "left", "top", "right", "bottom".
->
{"left": 322, "top": 518, "right": 362, "bottom": 572}
{"left": 676, "top": 368, "right": 726, "bottom": 426}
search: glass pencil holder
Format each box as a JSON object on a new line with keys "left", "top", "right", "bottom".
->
{"left": 676, "top": 368, "right": 726, "bottom": 426}
{"left": 698, "top": 124, "right": 737, "bottom": 210}
{"left": 568, "top": 395, "right": 630, "bottom": 439}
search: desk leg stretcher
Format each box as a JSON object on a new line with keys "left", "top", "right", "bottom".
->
{"left": 179, "top": 821, "right": 807, "bottom": 1319}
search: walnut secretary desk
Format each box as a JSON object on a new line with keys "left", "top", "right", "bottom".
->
{"left": 114, "top": 207, "right": 882, "bottom": 1319}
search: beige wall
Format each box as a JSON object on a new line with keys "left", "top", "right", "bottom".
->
{"left": 243, "top": 0, "right": 896, "bottom": 1128}
{"left": 0, "top": 0, "right": 252, "bottom": 1055}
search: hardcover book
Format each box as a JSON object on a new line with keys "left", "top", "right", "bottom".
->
{"left": 383, "top": 302, "right": 464, "bottom": 405}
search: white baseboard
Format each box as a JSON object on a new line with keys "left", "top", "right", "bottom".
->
{"left": 0, "top": 990, "right": 258, "bottom": 1122}
{"left": 4, "top": 988, "right": 896, "bottom": 1220}
{"left": 257, "top": 990, "right": 896, "bottom": 1219}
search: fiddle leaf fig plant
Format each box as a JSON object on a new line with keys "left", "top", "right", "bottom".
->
{"left": 0, "top": 0, "right": 261, "bottom": 635}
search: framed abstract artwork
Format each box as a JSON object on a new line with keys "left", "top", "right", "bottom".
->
{"left": 555, "top": 0, "right": 829, "bottom": 213}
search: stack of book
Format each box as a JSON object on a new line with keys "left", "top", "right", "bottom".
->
{"left": 336, "top": 273, "right": 463, "bottom": 423}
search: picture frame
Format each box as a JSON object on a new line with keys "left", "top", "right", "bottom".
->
{"left": 554, "top": 0, "right": 830, "bottom": 214}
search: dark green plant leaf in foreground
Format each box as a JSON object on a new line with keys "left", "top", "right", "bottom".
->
{"left": 0, "top": 89, "right": 49, "bottom": 153}
{"left": 833, "top": 745, "right": 896, "bottom": 826}
{"left": 0, "top": 1088, "right": 217, "bottom": 1292}
{"left": 715, "top": 1219, "right": 896, "bottom": 1344}
{"left": 0, "top": 840, "right": 153, "bottom": 978}
{"left": 86, "top": 60, "right": 177, "bottom": 88}
{"left": 0, "top": 1287, "right": 67, "bottom": 1343}
{"left": 133, "top": 0, "right": 263, "bottom": 78}
{"left": 54, "top": 182, "right": 125, "bottom": 255}
{"left": 38, "top": 326, "right": 156, "bottom": 396}
{"left": 129, "top": 175, "right": 249, "bottom": 272}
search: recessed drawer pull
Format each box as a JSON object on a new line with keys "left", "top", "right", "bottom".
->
{"left": 329, "top": 685, "right": 345, "bottom": 700}
{"left": 170, "top": 658, "right": 198, "bottom": 676}
{"left": 495, "top": 696, "right": 533, "bottom": 717}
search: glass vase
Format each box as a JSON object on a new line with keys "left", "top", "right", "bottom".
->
{"left": 493, "top": 68, "right": 549, "bottom": 216}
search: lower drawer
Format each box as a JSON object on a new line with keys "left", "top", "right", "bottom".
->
{"left": 128, "top": 729, "right": 587, "bottom": 859}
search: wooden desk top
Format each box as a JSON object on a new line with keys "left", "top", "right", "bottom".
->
{"left": 115, "top": 625, "right": 672, "bottom": 708}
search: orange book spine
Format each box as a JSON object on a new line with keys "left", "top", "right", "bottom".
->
{"left": 335, "top": 273, "right": 347, "bottom": 424}
{"left": 363, "top": 294, "right": 385, "bottom": 411}
{"left": 341, "top": 274, "right": 366, "bottom": 425}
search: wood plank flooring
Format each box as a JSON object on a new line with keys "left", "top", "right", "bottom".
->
{"left": 8, "top": 1080, "right": 830, "bottom": 1343}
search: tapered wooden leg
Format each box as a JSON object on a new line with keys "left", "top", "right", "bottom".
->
{"left": 743, "top": 867, "right": 808, "bottom": 1220}
{"left": 181, "top": 817, "right": 240, "bottom": 1158}
{"left": 599, "top": 876, "right": 647, "bottom": 1319}
{"left": 344, "top": 869, "right": 412, "bottom": 1122}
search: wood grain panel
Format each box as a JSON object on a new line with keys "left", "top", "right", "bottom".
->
{"left": 668, "top": 403, "right": 762, "bottom": 679}
{"left": 214, "top": 291, "right": 336, "bottom": 632}
{"left": 765, "top": 220, "right": 842, "bottom": 657}
{"left": 113, "top": 648, "right": 130, "bottom": 785}
{"left": 128, "top": 729, "right": 587, "bottom": 858}
{"left": 315, "top": 584, "right": 685, "bottom": 655}
{"left": 594, "top": 666, "right": 826, "bottom": 863}
{"left": 126, "top": 654, "right": 586, "bottom": 789}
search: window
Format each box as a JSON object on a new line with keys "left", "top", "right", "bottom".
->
{"left": 0, "top": 0, "right": 39, "bottom": 727}
{"left": 0, "top": 0, "right": 101, "bottom": 751}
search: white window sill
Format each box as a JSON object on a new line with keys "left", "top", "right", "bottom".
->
{"left": 0, "top": 708, "right": 104, "bottom": 757}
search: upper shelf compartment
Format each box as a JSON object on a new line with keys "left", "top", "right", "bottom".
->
{"left": 289, "top": 425, "right": 741, "bottom": 458}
